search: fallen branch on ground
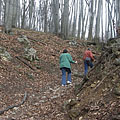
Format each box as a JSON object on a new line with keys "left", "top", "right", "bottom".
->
{"left": 16, "top": 56, "right": 35, "bottom": 71}
{"left": 0, "top": 92, "right": 27, "bottom": 115}
{"left": 27, "top": 36, "right": 47, "bottom": 46}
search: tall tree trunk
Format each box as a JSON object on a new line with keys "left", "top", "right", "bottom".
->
{"left": 72, "top": 0, "right": 78, "bottom": 37}
{"left": 77, "top": 0, "right": 82, "bottom": 38}
{"left": 116, "top": 0, "right": 120, "bottom": 27}
{"left": 61, "top": 0, "right": 69, "bottom": 39}
{"left": 81, "top": 4, "right": 87, "bottom": 40}
{"left": 94, "top": 0, "right": 101, "bottom": 42}
{"left": 29, "top": 0, "right": 34, "bottom": 29}
{"left": 88, "top": 0, "right": 94, "bottom": 41}
{"left": 0, "top": 0, "right": 2, "bottom": 24}
{"left": 21, "top": 0, "right": 27, "bottom": 28}
{"left": 17, "top": 0, "right": 20, "bottom": 28}
{"left": 12, "top": 0, "right": 17, "bottom": 27}
{"left": 4, "top": 0, "right": 13, "bottom": 33}
{"left": 44, "top": 0, "right": 48, "bottom": 32}
{"left": 52, "top": 0, "right": 59, "bottom": 35}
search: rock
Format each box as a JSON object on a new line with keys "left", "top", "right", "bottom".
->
{"left": 114, "top": 58, "right": 120, "bottom": 66}
{"left": 24, "top": 47, "right": 37, "bottom": 61}
{"left": 113, "top": 86, "right": 120, "bottom": 96}
{"left": 68, "top": 109, "right": 80, "bottom": 120}
{"left": 62, "top": 99, "right": 78, "bottom": 111}
{"left": 0, "top": 46, "right": 12, "bottom": 61}
{"left": 62, "top": 100, "right": 71, "bottom": 111}
{"left": 17, "top": 35, "right": 38, "bottom": 62}
{"left": 69, "top": 41, "right": 77, "bottom": 46}
{"left": 69, "top": 99, "right": 78, "bottom": 106}
{"left": 17, "top": 35, "right": 30, "bottom": 47}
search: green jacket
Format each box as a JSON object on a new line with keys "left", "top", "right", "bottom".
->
{"left": 59, "top": 53, "right": 75, "bottom": 70}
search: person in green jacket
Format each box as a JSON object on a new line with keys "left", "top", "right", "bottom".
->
{"left": 59, "top": 49, "right": 77, "bottom": 86}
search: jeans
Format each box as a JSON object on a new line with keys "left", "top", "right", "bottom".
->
{"left": 84, "top": 60, "right": 93, "bottom": 75}
{"left": 61, "top": 68, "right": 71, "bottom": 85}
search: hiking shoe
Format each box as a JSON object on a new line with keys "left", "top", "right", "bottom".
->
{"left": 62, "top": 84, "right": 66, "bottom": 86}
{"left": 67, "top": 81, "right": 71, "bottom": 84}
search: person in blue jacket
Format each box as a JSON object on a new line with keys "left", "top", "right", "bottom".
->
{"left": 59, "top": 49, "right": 77, "bottom": 86}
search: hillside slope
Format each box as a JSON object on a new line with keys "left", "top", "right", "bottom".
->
{"left": 0, "top": 28, "right": 119, "bottom": 120}
{"left": 65, "top": 37, "right": 120, "bottom": 120}
{"left": 0, "top": 28, "right": 95, "bottom": 120}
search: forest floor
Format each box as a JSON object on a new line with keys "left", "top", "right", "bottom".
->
{"left": 0, "top": 28, "right": 119, "bottom": 120}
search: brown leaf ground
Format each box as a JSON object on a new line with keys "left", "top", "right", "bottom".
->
{"left": 0, "top": 28, "right": 119, "bottom": 120}
{"left": 0, "top": 28, "right": 89, "bottom": 120}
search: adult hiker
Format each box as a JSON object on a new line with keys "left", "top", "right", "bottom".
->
{"left": 83, "top": 48, "right": 94, "bottom": 76}
{"left": 59, "top": 49, "right": 77, "bottom": 86}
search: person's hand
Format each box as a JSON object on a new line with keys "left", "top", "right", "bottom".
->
{"left": 75, "top": 61, "right": 77, "bottom": 64}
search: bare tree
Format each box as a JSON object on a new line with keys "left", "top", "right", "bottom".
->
{"left": 4, "top": 0, "right": 14, "bottom": 33}
{"left": 71, "top": 0, "right": 78, "bottom": 37}
{"left": 43, "top": 0, "right": 48, "bottom": 32}
{"left": 21, "top": 0, "right": 28, "bottom": 28}
{"left": 77, "top": 0, "right": 83, "bottom": 39}
{"left": 0, "top": 0, "right": 2, "bottom": 24}
{"left": 12, "top": 0, "right": 18, "bottom": 27}
{"left": 61, "top": 0, "right": 69, "bottom": 39}
{"left": 52, "top": 0, "right": 59, "bottom": 34}
{"left": 94, "top": 0, "right": 101, "bottom": 42}
{"left": 29, "top": 0, "right": 34, "bottom": 29}
{"left": 88, "top": 0, "right": 94, "bottom": 41}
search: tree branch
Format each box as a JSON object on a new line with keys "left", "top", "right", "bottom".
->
{"left": 0, "top": 92, "right": 27, "bottom": 115}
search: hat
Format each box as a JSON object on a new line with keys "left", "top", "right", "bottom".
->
{"left": 63, "top": 49, "right": 68, "bottom": 53}
{"left": 88, "top": 48, "right": 90, "bottom": 50}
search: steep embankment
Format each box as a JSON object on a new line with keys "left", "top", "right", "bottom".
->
{"left": 0, "top": 28, "right": 98, "bottom": 120}
{"left": 64, "top": 38, "right": 120, "bottom": 120}
{"left": 1, "top": 27, "right": 118, "bottom": 120}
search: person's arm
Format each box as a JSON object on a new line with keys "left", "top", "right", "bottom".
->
{"left": 68, "top": 54, "right": 77, "bottom": 63}
{"left": 89, "top": 51, "right": 94, "bottom": 61}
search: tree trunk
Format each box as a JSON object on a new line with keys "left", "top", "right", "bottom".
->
{"left": 21, "top": 0, "right": 27, "bottom": 28}
{"left": 0, "top": 0, "right": 2, "bottom": 24}
{"left": 44, "top": 0, "right": 48, "bottom": 32}
{"left": 12, "top": 0, "right": 17, "bottom": 27}
{"left": 72, "top": 0, "right": 78, "bottom": 37}
{"left": 61, "top": 0, "right": 69, "bottom": 39}
{"left": 4, "top": 0, "right": 13, "bottom": 33}
{"left": 94, "top": 0, "right": 101, "bottom": 42}
{"left": 88, "top": 0, "right": 94, "bottom": 41}
{"left": 52, "top": 0, "right": 59, "bottom": 35}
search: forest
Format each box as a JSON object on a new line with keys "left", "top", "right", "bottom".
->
{"left": 0, "top": 0, "right": 120, "bottom": 120}
{"left": 0, "top": 0, "right": 120, "bottom": 40}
